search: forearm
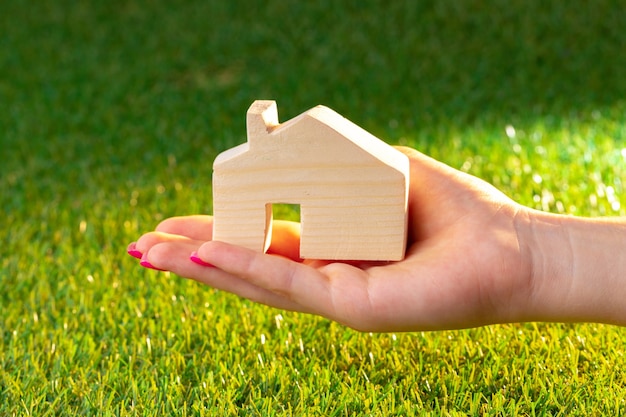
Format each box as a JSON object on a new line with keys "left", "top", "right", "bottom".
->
{"left": 520, "top": 209, "right": 626, "bottom": 325}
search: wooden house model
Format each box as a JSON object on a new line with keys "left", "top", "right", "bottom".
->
{"left": 211, "top": 100, "right": 409, "bottom": 261}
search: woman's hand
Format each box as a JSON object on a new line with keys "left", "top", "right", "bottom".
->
{"left": 130, "top": 147, "right": 542, "bottom": 331}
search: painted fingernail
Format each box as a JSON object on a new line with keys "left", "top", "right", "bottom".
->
{"left": 140, "top": 253, "right": 166, "bottom": 271}
{"left": 190, "top": 252, "right": 214, "bottom": 267}
{"left": 127, "top": 242, "right": 143, "bottom": 259}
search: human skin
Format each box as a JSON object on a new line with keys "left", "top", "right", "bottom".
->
{"left": 130, "top": 147, "right": 626, "bottom": 332}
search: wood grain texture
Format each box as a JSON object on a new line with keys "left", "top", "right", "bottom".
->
{"left": 212, "top": 100, "right": 409, "bottom": 261}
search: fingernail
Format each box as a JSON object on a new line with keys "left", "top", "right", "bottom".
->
{"left": 140, "top": 253, "right": 166, "bottom": 271}
{"left": 127, "top": 242, "right": 143, "bottom": 259}
{"left": 190, "top": 251, "right": 214, "bottom": 267}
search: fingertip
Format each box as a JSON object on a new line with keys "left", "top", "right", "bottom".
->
{"left": 196, "top": 240, "right": 231, "bottom": 263}
{"left": 127, "top": 242, "right": 143, "bottom": 259}
{"left": 134, "top": 231, "right": 162, "bottom": 254}
{"left": 139, "top": 252, "right": 167, "bottom": 271}
{"left": 197, "top": 240, "right": 268, "bottom": 276}
{"left": 190, "top": 251, "right": 215, "bottom": 267}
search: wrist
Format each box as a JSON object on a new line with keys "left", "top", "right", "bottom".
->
{"left": 519, "top": 210, "right": 626, "bottom": 325}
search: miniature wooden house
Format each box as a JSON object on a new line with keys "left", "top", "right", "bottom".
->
{"left": 212, "top": 100, "right": 409, "bottom": 261}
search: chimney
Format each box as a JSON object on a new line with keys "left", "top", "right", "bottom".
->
{"left": 246, "top": 100, "right": 279, "bottom": 146}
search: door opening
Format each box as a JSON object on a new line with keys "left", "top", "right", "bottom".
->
{"left": 263, "top": 203, "right": 301, "bottom": 254}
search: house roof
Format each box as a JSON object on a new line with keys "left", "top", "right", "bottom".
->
{"left": 215, "top": 101, "right": 407, "bottom": 173}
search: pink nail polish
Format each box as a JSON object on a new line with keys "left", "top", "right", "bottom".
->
{"left": 127, "top": 242, "right": 143, "bottom": 259}
{"left": 140, "top": 254, "right": 166, "bottom": 271}
{"left": 190, "top": 252, "right": 214, "bottom": 267}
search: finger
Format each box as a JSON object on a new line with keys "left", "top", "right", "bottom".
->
{"left": 197, "top": 240, "right": 336, "bottom": 315}
{"left": 144, "top": 241, "right": 309, "bottom": 312}
{"left": 134, "top": 230, "right": 202, "bottom": 255}
{"left": 156, "top": 215, "right": 214, "bottom": 241}
{"left": 267, "top": 220, "right": 302, "bottom": 261}
{"left": 154, "top": 215, "right": 303, "bottom": 261}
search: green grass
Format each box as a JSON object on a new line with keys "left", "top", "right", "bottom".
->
{"left": 2, "top": 0, "right": 626, "bottom": 415}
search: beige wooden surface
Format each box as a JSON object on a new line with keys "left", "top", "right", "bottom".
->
{"left": 212, "top": 100, "right": 409, "bottom": 261}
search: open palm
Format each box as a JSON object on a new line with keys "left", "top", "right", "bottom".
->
{"left": 133, "top": 148, "right": 532, "bottom": 331}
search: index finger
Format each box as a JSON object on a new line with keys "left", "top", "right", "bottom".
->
{"left": 156, "top": 215, "right": 303, "bottom": 262}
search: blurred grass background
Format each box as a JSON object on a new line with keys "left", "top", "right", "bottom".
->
{"left": 1, "top": 0, "right": 626, "bottom": 415}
